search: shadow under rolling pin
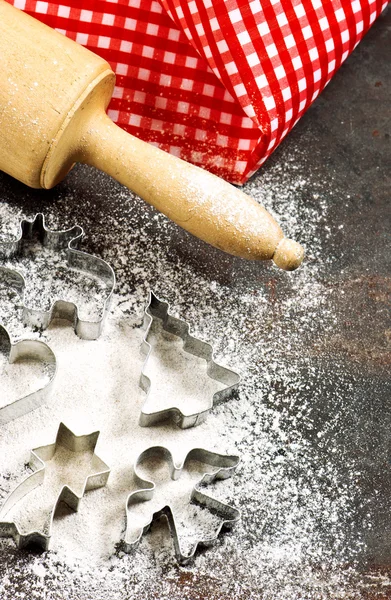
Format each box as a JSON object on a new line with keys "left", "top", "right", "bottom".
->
{"left": 0, "top": 0, "right": 304, "bottom": 271}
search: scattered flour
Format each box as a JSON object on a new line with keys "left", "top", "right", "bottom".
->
{"left": 0, "top": 352, "right": 51, "bottom": 409}
{"left": 0, "top": 152, "right": 377, "bottom": 599}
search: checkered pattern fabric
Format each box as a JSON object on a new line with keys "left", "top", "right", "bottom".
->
{"left": 7, "top": 0, "right": 388, "bottom": 183}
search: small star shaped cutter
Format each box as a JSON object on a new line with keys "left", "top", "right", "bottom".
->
{"left": 0, "top": 422, "right": 110, "bottom": 551}
{"left": 122, "top": 446, "right": 240, "bottom": 564}
{"left": 139, "top": 292, "right": 240, "bottom": 428}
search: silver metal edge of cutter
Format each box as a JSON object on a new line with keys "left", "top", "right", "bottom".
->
{"left": 0, "top": 321, "right": 57, "bottom": 426}
{"left": 0, "top": 422, "right": 111, "bottom": 551}
{"left": 121, "top": 445, "right": 240, "bottom": 565}
{"left": 139, "top": 291, "right": 241, "bottom": 429}
{"left": 0, "top": 213, "right": 116, "bottom": 340}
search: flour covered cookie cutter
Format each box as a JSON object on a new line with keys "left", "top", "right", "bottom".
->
{"left": 0, "top": 318, "right": 57, "bottom": 425}
{"left": 139, "top": 292, "right": 240, "bottom": 428}
{"left": 122, "top": 446, "right": 240, "bottom": 564}
{"left": 0, "top": 422, "right": 110, "bottom": 550}
{"left": 0, "top": 213, "right": 115, "bottom": 340}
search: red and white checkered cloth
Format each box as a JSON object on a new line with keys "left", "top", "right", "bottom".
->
{"left": 7, "top": 0, "right": 388, "bottom": 183}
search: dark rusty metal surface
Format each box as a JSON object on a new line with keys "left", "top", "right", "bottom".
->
{"left": 0, "top": 8, "right": 389, "bottom": 599}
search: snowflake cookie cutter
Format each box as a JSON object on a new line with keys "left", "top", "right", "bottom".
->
{"left": 0, "top": 321, "right": 57, "bottom": 425}
{"left": 122, "top": 446, "right": 240, "bottom": 564}
{"left": 0, "top": 213, "right": 115, "bottom": 340}
{"left": 0, "top": 422, "right": 110, "bottom": 551}
{"left": 139, "top": 292, "right": 240, "bottom": 428}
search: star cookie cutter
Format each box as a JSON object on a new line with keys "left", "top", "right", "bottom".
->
{"left": 139, "top": 292, "right": 240, "bottom": 428}
{"left": 0, "top": 422, "right": 110, "bottom": 550}
{"left": 0, "top": 321, "right": 57, "bottom": 425}
{"left": 0, "top": 213, "right": 115, "bottom": 340}
{"left": 122, "top": 446, "right": 240, "bottom": 564}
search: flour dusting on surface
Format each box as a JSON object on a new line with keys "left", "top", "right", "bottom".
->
{"left": 0, "top": 146, "right": 386, "bottom": 600}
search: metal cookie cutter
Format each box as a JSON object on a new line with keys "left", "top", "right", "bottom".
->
{"left": 0, "top": 422, "right": 110, "bottom": 550}
{"left": 0, "top": 213, "right": 115, "bottom": 340}
{"left": 140, "top": 292, "right": 240, "bottom": 428}
{"left": 0, "top": 321, "right": 57, "bottom": 425}
{"left": 122, "top": 446, "right": 240, "bottom": 564}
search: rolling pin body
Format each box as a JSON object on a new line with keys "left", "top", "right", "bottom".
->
{"left": 0, "top": 0, "right": 304, "bottom": 269}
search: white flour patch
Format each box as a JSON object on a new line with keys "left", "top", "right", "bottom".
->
{"left": 0, "top": 158, "right": 367, "bottom": 599}
{"left": 0, "top": 352, "right": 51, "bottom": 409}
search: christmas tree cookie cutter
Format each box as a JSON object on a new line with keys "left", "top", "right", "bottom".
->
{"left": 122, "top": 446, "right": 240, "bottom": 564}
{"left": 0, "top": 319, "right": 57, "bottom": 425}
{"left": 139, "top": 292, "right": 240, "bottom": 428}
{"left": 0, "top": 213, "right": 115, "bottom": 340}
{"left": 0, "top": 422, "right": 110, "bottom": 550}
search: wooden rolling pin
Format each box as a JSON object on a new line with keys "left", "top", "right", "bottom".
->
{"left": 0, "top": 0, "right": 304, "bottom": 270}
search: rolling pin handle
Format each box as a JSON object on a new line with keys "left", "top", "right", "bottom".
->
{"left": 272, "top": 238, "right": 305, "bottom": 271}
{"left": 79, "top": 112, "right": 304, "bottom": 270}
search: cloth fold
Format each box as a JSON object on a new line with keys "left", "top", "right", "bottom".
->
{"left": 8, "top": 0, "right": 387, "bottom": 183}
